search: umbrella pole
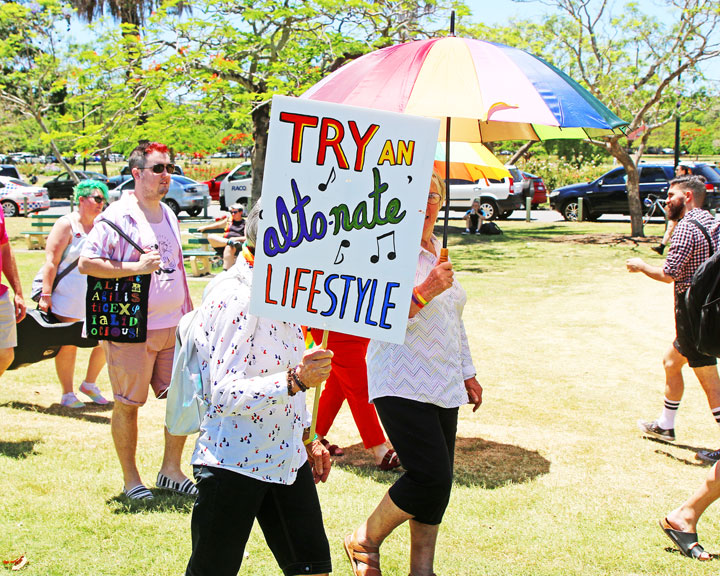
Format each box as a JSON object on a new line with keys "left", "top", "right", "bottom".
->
{"left": 440, "top": 116, "right": 451, "bottom": 263}
{"left": 308, "top": 329, "right": 329, "bottom": 438}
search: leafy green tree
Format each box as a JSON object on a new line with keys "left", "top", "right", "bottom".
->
{"left": 464, "top": 0, "right": 720, "bottom": 236}
{"left": 163, "top": 0, "right": 464, "bottom": 202}
{"left": 0, "top": 1, "right": 78, "bottom": 176}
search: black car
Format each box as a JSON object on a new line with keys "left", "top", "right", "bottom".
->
{"left": 44, "top": 170, "right": 109, "bottom": 199}
{"left": 549, "top": 164, "right": 676, "bottom": 221}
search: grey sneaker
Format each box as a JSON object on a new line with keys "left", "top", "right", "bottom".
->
{"left": 638, "top": 419, "right": 675, "bottom": 442}
{"left": 696, "top": 449, "right": 720, "bottom": 464}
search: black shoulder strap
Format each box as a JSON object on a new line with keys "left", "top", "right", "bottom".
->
{"left": 98, "top": 218, "right": 146, "bottom": 255}
{"left": 686, "top": 219, "right": 714, "bottom": 257}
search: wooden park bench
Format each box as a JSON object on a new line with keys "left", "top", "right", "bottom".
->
{"left": 22, "top": 214, "right": 62, "bottom": 250}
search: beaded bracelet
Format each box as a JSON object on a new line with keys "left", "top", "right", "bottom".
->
{"left": 303, "top": 433, "right": 318, "bottom": 446}
{"left": 289, "top": 368, "right": 308, "bottom": 392}
{"left": 40, "top": 293, "right": 52, "bottom": 298}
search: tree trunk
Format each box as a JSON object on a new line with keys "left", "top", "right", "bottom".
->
{"left": 251, "top": 100, "right": 271, "bottom": 206}
{"left": 609, "top": 138, "right": 643, "bottom": 237}
{"left": 509, "top": 141, "right": 535, "bottom": 165}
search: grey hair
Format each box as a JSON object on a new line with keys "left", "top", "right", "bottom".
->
{"left": 245, "top": 199, "right": 261, "bottom": 249}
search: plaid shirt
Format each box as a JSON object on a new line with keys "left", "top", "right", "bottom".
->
{"left": 664, "top": 208, "right": 720, "bottom": 293}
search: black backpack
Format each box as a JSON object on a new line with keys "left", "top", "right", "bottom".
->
{"left": 684, "top": 219, "right": 720, "bottom": 357}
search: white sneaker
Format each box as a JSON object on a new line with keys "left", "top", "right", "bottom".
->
{"left": 80, "top": 381, "right": 109, "bottom": 405}
{"left": 61, "top": 392, "right": 85, "bottom": 408}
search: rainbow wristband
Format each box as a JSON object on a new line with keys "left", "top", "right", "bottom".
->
{"left": 304, "top": 433, "right": 318, "bottom": 446}
{"left": 413, "top": 288, "right": 428, "bottom": 307}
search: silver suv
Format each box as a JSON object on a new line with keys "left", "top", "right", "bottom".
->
{"left": 446, "top": 174, "right": 523, "bottom": 220}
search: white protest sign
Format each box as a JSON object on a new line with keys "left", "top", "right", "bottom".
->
{"left": 249, "top": 95, "right": 440, "bottom": 344}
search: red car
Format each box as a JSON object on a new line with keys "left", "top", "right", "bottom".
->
{"left": 522, "top": 171, "right": 547, "bottom": 208}
{"left": 204, "top": 171, "right": 229, "bottom": 202}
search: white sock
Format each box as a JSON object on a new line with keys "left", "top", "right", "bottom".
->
{"left": 657, "top": 397, "right": 680, "bottom": 429}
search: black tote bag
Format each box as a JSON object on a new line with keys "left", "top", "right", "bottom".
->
{"left": 85, "top": 219, "right": 151, "bottom": 343}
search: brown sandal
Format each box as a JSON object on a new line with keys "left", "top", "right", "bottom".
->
{"left": 343, "top": 533, "right": 382, "bottom": 576}
{"left": 378, "top": 449, "right": 401, "bottom": 471}
{"left": 320, "top": 438, "right": 345, "bottom": 456}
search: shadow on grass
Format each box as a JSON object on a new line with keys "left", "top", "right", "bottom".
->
{"left": 108, "top": 490, "right": 195, "bottom": 514}
{"left": 0, "top": 400, "right": 112, "bottom": 424}
{"left": 333, "top": 437, "right": 550, "bottom": 489}
{"left": 640, "top": 436, "right": 715, "bottom": 467}
{"left": 0, "top": 439, "right": 40, "bottom": 459}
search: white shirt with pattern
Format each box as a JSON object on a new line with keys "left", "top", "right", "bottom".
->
{"left": 367, "top": 235, "right": 476, "bottom": 408}
{"left": 190, "top": 259, "right": 310, "bottom": 485}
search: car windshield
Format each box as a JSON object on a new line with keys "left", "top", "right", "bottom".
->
{"left": 173, "top": 176, "right": 194, "bottom": 185}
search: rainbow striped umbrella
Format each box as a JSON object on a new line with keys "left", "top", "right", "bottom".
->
{"left": 303, "top": 33, "right": 626, "bottom": 248}
{"left": 433, "top": 142, "right": 509, "bottom": 184}
{"left": 304, "top": 36, "right": 627, "bottom": 143}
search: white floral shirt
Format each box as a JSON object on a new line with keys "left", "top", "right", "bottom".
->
{"left": 367, "top": 235, "right": 476, "bottom": 408}
{"left": 190, "top": 260, "right": 310, "bottom": 485}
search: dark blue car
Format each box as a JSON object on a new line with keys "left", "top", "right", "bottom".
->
{"left": 549, "top": 164, "right": 676, "bottom": 221}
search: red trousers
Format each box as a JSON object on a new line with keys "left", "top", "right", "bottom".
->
{"left": 311, "top": 330, "right": 386, "bottom": 449}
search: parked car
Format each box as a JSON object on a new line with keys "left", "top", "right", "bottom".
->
{"left": 204, "top": 171, "right": 230, "bottom": 202}
{"left": 109, "top": 175, "right": 210, "bottom": 216}
{"left": 107, "top": 164, "right": 184, "bottom": 190}
{"left": 446, "top": 173, "right": 522, "bottom": 220}
{"left": 505, "top": 165, "right": 530, "bottom": 201}
{"left": 522, "top": 171, "right": 548, "bottom": 208}
{"left": 219, "top": 162, "right": 252, "bottom": 210}
{"left": 549, "top": 164, "right": 676, "bottom": 221}
{"left": 0, "top": 165, "right": 23, "bottom": 181}
{"left": 44, "top": 170, "right": 109, "bottom": 199}
{"left": 0, "top": 176, "right": 50, "bottom": 217}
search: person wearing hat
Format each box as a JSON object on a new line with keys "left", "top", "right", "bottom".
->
{"left": 202, "top": 204, "right": 246, "bottom": 270}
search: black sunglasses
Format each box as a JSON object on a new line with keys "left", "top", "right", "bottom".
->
{"left": 141, "top": 163, "right": 175, "bottom": 175}
{"left": 85, "top": 195, "right": 106, "bottom": 204}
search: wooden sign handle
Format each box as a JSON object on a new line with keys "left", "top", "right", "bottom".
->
{"left": 438, "top": 247, "right": 449, "bottom": 264}
{"left": 309, "top": 329, "right": 329, "bottom": 438}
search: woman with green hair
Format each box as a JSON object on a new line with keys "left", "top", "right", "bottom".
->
{"left": 36, "top": 179, "right": 109, "bottom": 407}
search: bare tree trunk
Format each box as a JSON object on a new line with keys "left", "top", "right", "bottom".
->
{"left": 509, "top": 141, "right": 535, "bottom": 165}
{"left": 609, "top": 138, "right": 644, "bottom": 237}
{"left": 251, "top": 100, "right": 271, "bottom": 206}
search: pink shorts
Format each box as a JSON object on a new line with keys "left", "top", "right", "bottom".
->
{"left": 102, "top": 327, "right": 176, "bottom": 406}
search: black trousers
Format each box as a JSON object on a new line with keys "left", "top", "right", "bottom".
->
{"left": 185, "top": 462, "right": 332, "bottom": 576}
{"left": 374, "top": 395, "right": 458, "bottom": 525}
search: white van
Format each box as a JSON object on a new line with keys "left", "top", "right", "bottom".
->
{"left": 219, "top": 162, "right": 252, "bottom": 210}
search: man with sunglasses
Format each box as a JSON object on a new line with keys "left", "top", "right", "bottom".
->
{"left": 79, "top": 141, "right": 196, "bottom": 500}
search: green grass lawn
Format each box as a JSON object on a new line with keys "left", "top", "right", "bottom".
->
{"left": 3, "top": 216, "right": 720, "bottom": 575}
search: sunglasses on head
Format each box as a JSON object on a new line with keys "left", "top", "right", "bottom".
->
{"left": 141, "top": 163, "right": 175, "bottom": 175}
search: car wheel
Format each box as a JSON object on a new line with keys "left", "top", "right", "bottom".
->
{"left": 186, "top": 207, "right": 202, "bottom": 217}
{"left": 561, "top": 200, "right": 580, "bottom": 221}
{"left": 498, "top": 210, "right": 513, "bottom": 220}
{"left": 1, "top": 200, "right": 19, "bottom": 218}
{"left": 479, "top": 199, "right": 499, "bottom": 220}
{"left": 164, "top": 199, "right": 180, "bottom": 215}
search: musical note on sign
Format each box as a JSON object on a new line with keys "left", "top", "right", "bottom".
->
{"left": 370, "top": 231, "right": 397, "bottom": 264}
{"left": 318, "top": 167, "right": 336, "bottom": 191}
{"left": 334, "top": 239, "right": 350, "bottom": 265}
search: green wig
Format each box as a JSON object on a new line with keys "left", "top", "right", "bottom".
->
{"left": 74, "top": 179, "right": 109, "bottom": 203}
